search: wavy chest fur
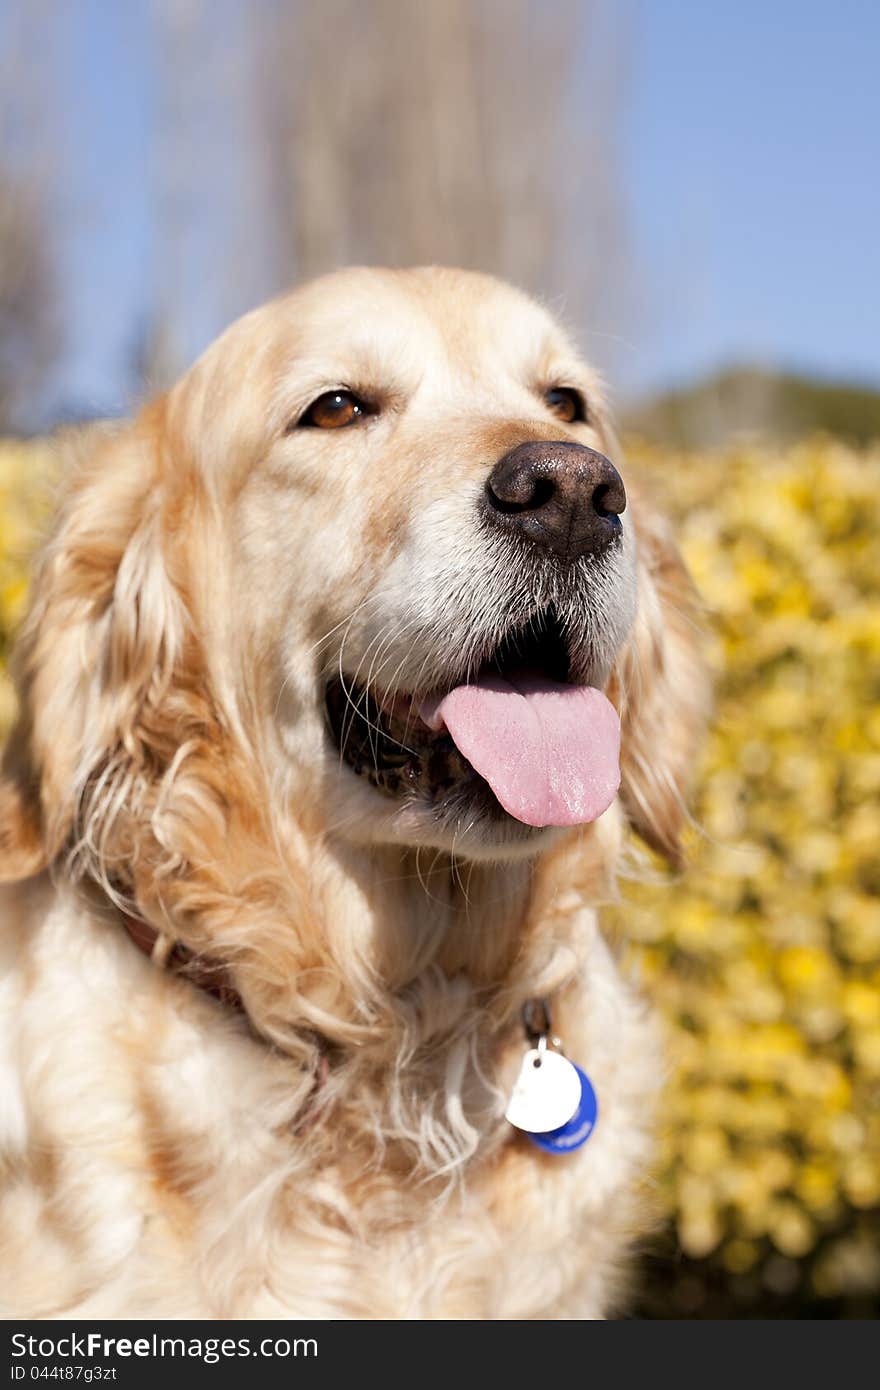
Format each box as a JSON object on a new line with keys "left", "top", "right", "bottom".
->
{"left": 0, "top": 843, "right": 660, "bottom": 1320}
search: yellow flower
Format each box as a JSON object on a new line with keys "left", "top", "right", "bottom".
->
{"left": 616, "top": 436, "right": 880, "bottom": 1308}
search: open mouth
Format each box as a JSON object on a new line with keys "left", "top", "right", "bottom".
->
{"left": 324, "top": 605, "right": 621, "bottom": 829}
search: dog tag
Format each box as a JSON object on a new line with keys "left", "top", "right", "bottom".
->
{"left": 525, "top": 1064, "right": 598, "bottom": 1155}
{"left": 505, "top": 1046, "right": 583, "bottom": 1134}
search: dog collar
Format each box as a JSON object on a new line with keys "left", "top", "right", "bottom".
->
{"left": 118, "top": 909, "right": 329, "bottom": 1130}
{"left": 119, "top": 916, "right": 593, "bottom": 1150}
{"left": 119, "top": 910, "right": 245, "bottom": 1012}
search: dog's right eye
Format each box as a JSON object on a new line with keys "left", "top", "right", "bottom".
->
{"left": 298, "top": 390, "right": 370, "bottom": 430}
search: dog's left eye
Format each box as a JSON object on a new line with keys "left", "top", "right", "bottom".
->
{"left": 299, "top": 390, "right": 370, "bottom": 429}
{"left": 545, "top": 387, "right": 588, "bottom": 424}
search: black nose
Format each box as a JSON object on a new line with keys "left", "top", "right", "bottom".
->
{"left": 484, "top": 441, "right": 626, "bottom": 561}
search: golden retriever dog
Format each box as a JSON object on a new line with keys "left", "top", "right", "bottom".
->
{"left": 0, "top": 267, "right": 707, "bottom": 1319}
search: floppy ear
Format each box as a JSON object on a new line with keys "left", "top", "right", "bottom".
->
{"left": 0, "top": 408, "right": 189, "bottom": 885}
{"left": 610, "top": 498, "right": 710, "bottom": 868}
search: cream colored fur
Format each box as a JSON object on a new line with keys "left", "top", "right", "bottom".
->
{"left": 0, "top": 268, "right": 707, "bottom": 1318}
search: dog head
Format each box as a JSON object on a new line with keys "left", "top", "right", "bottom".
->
{"left": 0, "top": 267, "right": 706, "bottom": 895}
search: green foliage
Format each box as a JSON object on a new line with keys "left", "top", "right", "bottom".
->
{"left": 625, "top": 369, "right": 880, "bottom": 450}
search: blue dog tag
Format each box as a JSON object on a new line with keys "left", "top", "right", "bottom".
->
{"left": 526, "top": 1064, "right": 598, "bottom": 1155}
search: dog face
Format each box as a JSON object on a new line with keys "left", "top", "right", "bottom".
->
{"left": 208, "top": 268, "right": 635, "bottom": 857}
{"left": 0, "top": 267, "right": 706, "bottom": 891}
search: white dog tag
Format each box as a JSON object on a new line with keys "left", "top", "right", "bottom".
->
{"left": 505, "top": 1046, "right": 583, "bottom": 1134}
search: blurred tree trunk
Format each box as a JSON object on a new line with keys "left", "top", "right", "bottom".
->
{"left": 149, "top": 0, "right": 215, "bottom": 391}
{"left": 258, "top": 0, "right": 629, "bottom": 338}
{"left": 0, "top": 179, "right": 56, "bottom": 432}
{"left": 0, "top": 1, "right": 59, "bottom": 432}
{"left": 144, "top": 0, "right": 630, "bottom": 385}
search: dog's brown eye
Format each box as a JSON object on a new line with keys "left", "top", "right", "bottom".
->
{"left": 300, "top": 390, "right": 368, "bottom": 429}
{"left": 545, "top": 387, "right": 587, "bottom": 424}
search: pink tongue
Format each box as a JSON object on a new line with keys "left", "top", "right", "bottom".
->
{"left": 420, "top": 673, "right": 620, "bottom": 828}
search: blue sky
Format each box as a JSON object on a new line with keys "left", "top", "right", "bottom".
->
{"left": 9, "top": 0, "right": 879, "bottom": 421}
{"left": 621, "top": 0, "right": 880, "bottom": 396}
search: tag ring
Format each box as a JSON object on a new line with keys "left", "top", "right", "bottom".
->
{"left": 522, "top": 998, "right": 552, "bottom": 1045}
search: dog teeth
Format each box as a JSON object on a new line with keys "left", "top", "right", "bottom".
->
{"left": 326, "top": 676, "right": 477, "bottom": 805}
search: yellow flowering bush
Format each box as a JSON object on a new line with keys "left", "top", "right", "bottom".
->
{"left": 0, "top": 439, "right": 54, "bottom": 731}
{"left": 0, "top": 434, "right": 878, "bottom": 1315}
{"left": 622, "top": 436, "right": 880, "bottom": 1316}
